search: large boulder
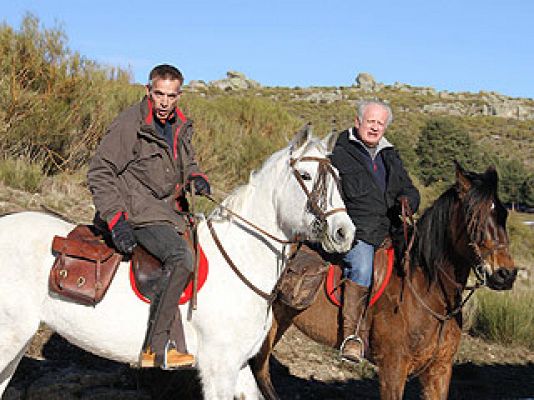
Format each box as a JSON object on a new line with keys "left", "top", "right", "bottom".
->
{"left": 210, "top": 71, "right": 261, "bottom": 91}
{"left": 187, "top": 79, "right": 209, "bottom": 91}
{"left": 355, "top": 72, "right": 376, "bottom": 91}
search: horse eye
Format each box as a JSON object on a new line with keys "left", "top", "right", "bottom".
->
{"left": 490, "top": 202, "right": 495, "bottom": 211}
{"left": 299, "top": 171, "right": 312, "bottom": 181}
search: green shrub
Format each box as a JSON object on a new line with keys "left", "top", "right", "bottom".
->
{"left": 0, "top": 157, "right": 45, "bottom": 192}
{"left": 507, "top": 212, "right": 534, "bottom": 266}
{"left": 181, "top": 95, "right": 301, "bottom": 190}
{"left": 416, "top": 118, "right": 483, "bottom": 186}
{"left": 0, "top": 14, "right": 143, "bottom": 172}
{"left": 470, "top": 289, "right": 534, "bottom": 350}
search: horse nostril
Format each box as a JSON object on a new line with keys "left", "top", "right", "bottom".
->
{"left": 336, "top": 227, "right": 345, "bottom": 241}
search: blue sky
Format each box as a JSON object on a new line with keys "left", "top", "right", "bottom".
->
{"left": 3, "top": 0, "right": 533, "bottom": 98}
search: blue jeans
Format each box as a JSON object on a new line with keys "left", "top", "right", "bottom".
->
{"left": 343, "top": 240, "right": 374, "bottom": 288}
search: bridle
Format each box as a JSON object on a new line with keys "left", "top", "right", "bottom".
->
{"left": 205, "top": 153, "right": 346, "bottom": 302}
{"left": 400, "top": 197, "right": 511, "bottom": 323}
{"left": 289, "top": 155, "right": 347, "bottom": 237}
{"left": 399, "top": 197, "right": 492, "bottom": 380}
{"left": 470, "top": 226, "right": 510, "bottom": 287}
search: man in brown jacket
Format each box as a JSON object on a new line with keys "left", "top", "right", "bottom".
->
{"left": 87, "top": 64, "right": 210, "bottom": 369}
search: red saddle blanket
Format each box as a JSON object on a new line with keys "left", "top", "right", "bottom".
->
{"left": 325, "top": 246, "right": 395, "bottom": 307}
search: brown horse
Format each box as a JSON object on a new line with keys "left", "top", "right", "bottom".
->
{"left": 253, "top": 164, "right": 518, "bottom": 400}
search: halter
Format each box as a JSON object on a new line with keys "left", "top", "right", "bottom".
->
{"left": 205, "top": 153, "right": 346, "bottom": 302}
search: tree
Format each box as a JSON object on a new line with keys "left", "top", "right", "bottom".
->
{"left": 520, "top": 174, "right": 534, "bottom": 208}
{"left": 493, "top": 158, "right": 528, "bottom": 207}
{"left": 416, "top": 118, "right": 482, "bottom": 186}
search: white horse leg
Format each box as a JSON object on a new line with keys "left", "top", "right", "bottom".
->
{"left": 235, "top": 363, "right": 263, "bottom": 400}
{"left": 0, "top": 292, "right": 41, "bottom": 396}
{"left": 197, "top": 351, "right": 241, "bottom": 400}
{"left": 0, "top": 337, "right": 33, "bottom": 396}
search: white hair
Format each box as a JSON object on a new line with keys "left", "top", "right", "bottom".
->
{"left": 356, "top": 99, "right": 393, "bottom": 126}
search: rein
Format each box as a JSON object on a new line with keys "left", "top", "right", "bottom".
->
{"left": 206, "top": 218, "right": 278, "bottom": 302}
{"left": 400, "top": 197, "right": 482, "bottom": 322}
{"left": 203, "top": 154, "right": 346, "bottom": 302}
{"left": 399, "top": 198, "right": 485, "bottom": 380}
{"left": 204, "top": 194, "right": 296, "bottom": 245}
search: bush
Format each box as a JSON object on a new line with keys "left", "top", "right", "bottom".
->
{"left": 470, "top": 289, "right": 534, "bottom": 350}
{"left": 507, "top": 211, "right": 534, "bottom": 267}
{"left": 416, "top": 117, "right": 483, "bottom": 186}
{"left": 182, "top": 95, "right": 301, "bottom": 190}
{"left": 0, "top": 14, "right": 143, "bottom": 172}
{"left": 0, "top": 157, "right": 45, "bottom": 192}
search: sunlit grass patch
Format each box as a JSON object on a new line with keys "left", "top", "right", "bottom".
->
{"left": 0, "top": 157, "right": 45, "bottom": 192}
{"left": 470, "top": 289, "right": 534, "bottom": 350}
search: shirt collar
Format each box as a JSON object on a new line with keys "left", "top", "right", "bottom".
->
{"left": 348, "top": 127, "right": 393, "bottom": 158}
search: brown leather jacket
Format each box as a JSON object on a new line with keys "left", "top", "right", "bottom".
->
{"left": 87, "top": 96, "right": 205, "bottom": 232}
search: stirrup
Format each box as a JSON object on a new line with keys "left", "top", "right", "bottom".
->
{"left": 339, "top": 334, "right": 364, "bottom": 363}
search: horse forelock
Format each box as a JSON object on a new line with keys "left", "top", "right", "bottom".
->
{"left": 298, "top": 137, "right": 327, "bottom": 157}
{"left": 463, "top": 170, "right": 503, "bottom": 244}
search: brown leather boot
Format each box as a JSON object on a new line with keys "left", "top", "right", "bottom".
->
{"left": 141, "top": 258, "right": 193, "bottom": 369}
{"left": 340, "top": 280, "right": 369, "bottom": 363}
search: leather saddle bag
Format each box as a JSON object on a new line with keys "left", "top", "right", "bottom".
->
{"left": 49, "top": 225, "right": 122, "bottom": 306}
{"left": 276, "top": 244, "right": 330, "bottom": 310}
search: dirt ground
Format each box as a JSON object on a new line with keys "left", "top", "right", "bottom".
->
{"left": 6, "top": 323, "right": 534, "bottom": 400}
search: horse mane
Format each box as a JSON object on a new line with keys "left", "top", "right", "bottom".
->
{"left": 413, "top": 168, "right": 501, "bottom": 282}
{"left": 210, "top": 136, "right": 326, "bottom": 221}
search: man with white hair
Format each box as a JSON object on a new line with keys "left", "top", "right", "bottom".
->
{"left": 331, "top": 100, "right": 420, "bottom": 363}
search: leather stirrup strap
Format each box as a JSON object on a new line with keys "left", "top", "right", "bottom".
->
{"left": 401, "top": 197, "right": 417, "bottom": 276}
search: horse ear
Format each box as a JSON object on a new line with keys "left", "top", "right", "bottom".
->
{"left": 455, "top": 161, "right": 472, "bottom": 195}
{"left": 291, "top": 123, "right": 313, "bottom": 151}
{"left": 323, "top": 130, "right": 340, "bottom": 153}
{"left": 485, "top": 165, "right": 499, "bottom": 189}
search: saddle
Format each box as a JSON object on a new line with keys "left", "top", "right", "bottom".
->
{"left": 50, "top": 225, "right": 197, "bottom": 306}
{"left": 326, "top": 240, "right": 395, "bottom": 308}
{"left": 276, "top": 239, "right": 394, "bottom": 310}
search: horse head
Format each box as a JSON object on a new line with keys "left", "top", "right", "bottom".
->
{"left": 276, "top": 124, "right": 354, "bottom": 254}
{"left": 455, "top": 162, "right": 517, "bottom": 290}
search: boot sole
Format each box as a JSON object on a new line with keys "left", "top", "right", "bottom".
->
{"left": 162, "top": 360, "right": 196, "bottom": 370}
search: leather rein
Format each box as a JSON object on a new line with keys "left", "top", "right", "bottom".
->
{"left": 400, "top": 197, "right": 500, "bottom": 323}
{"left": 399, "top": 197, "right": 502, "bottom": 380}
{"left": 205, "top": 155, "right": 346, "bottom": 302}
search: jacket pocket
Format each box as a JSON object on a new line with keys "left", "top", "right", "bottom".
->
{"left": 341, "top": 170, "right": 371, "bottom": 201}
{"left": 131, "top": 151, "right": 175, "bottom": 199}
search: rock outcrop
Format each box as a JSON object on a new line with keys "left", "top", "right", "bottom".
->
{"left": 209, "top": 71, "right": 261, "bottom": 91}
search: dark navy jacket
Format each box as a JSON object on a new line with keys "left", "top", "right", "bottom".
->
{"left": 330, "top": 128, "right": 420, "bottom": 247}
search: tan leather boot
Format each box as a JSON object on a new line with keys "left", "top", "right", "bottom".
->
{"left": 140, "top": 346, "right": 195, "bottom": 368}
{"left": 340, "top": 280, "right": 369, "bottom": 363}
{"left": 164, "top": 348, "right": 195, "bottom": 369}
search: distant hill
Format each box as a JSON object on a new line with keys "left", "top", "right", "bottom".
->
{"left": 185, "top": 71, "right": 534, "bottom": 169}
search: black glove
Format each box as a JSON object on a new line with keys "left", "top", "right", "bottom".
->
{"left": 110, "top": 214, "right": 137, "bottom": 254}
{"left": 188, "top": 174, "right": 211, "bottom": 195}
